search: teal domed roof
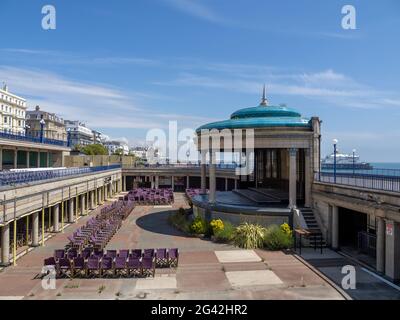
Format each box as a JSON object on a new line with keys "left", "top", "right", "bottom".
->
{"left": 196, "top": 89, "right": 311, "bottom": 133}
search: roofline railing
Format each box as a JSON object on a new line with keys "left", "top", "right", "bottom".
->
{"left": 0, "top": 129, "right": 69, "bottom": 147}
{"left": 0, "top": 164, "right": 121, "bottom": 187}
{"left": 314, "top": 171, "right": 400, "bottom": 193}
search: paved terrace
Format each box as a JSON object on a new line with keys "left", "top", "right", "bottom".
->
{"left": 0, "top": 193, "right": 347, "bottom": 300}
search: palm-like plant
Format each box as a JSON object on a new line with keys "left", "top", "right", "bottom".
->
{"left": 233, "top": 222, "right": 266, "bottom": 249}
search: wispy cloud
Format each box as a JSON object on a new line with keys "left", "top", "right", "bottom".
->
{"left": 164, "top": 0, "right": 229, "bottom": 25}
{"left": 154, "top": 65, "right": 400, "bottom": 110}
{"left": 0, "top": 48, "right": 160, "bottom": 67}
{"left": 0, "top": 66, "right": 214, "bottom": 136}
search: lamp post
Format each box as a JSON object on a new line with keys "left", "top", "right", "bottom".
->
{"left": 352, "top": 148, "right": 356, "bottom": 175}
{"left": 186, "top": 149, "right": 190, "bottom": 166}
{"left": 24, "top": 124, "right": 30, "bottom": 137}
{"left": 39, "top": 119, "right": 45, "bottom": 143}
{"left": 333, "top": 139, "right": 338, "bottom": 183}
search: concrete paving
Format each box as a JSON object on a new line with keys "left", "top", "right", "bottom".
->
{"left": 0, "top": 193, "right": 349, "bottom": 300}
{"left": 225, "top": 270, "right": 283, "bottom": 288}
{"left": 295, "top": 247, "right": 400, "bottom": 300}
{"left": 215, "top": 250, "right": 262, "bottom": 263}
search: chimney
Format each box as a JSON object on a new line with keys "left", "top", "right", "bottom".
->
{"left": 2, "top": 82, "right": 8, "bottom": 92}
{"left": 35, "top": 105, "right": 40, "bottom": 111}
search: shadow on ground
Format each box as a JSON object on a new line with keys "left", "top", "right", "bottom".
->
{"left": 136, "top": 210, "right": 189, "bottom": 237}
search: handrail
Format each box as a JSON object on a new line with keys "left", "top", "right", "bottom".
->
{"left": 0, "top": 165, "right": 121, "bottom": 187}
{"left": 315, "top": 171, "right": 400, "bottom": 193}
{"left": 0, "top": 130, "right": 69, "bottom": 147}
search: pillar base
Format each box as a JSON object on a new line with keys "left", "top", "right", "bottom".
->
{"left": 0, "top": 262, "right": 11, "bottom": 267}
{"left": 30, "top": 244, "right": 40, "bottom": 248}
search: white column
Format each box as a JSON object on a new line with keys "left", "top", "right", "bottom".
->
{"left": 201, "top": 151, "right": 207, "bottom": 194}
{"left": 68, "top": 199, "right": 74, "bottom": 223}
{"left": 186, "top": 176, "right": 190, "bottom": 189}
{"left": 122, "top": 176, "right": 126, "bottom": 191}
{"left": 288, "top": 148, "right": 297, "bottom": 209}
{"left": 47, "top": 152, "right": 50, "bottom": 167}
{"left": 209, "top": 151, "right": 216, "bottom": 203}
{"left": 1, "top": 224, "right": 10, "bottom": 266}
{"left": 14, "top": 149, "right": 17, "bottom": 169}
{"left": 37, "top": 151, "right": 41, "bottom": 168}
{"left": 385, "top": 220, "right": 400, "bottom": 281}
{"left": 234, "top": 179, "right": 238, "bottom": 190}
{"left": 332, "top": 205, "right": 339, "bottom": 250}
{"left": 32, "top": 212, "right": 39, "bottom": 246}
{"left": 171, "top": 176, "right": 175, "bottom": 191}
{"left": 81, "top": 195, "right": 85, "bottom": 215}
{"left": 0, "top": 147, "right": 2, "bottom": 171}
{"left": 151, "top": 176, "right": 155, "bottom": 189}
{"left": 26, "top": 150, "right": 30, "bottom": 169}
{"left": 155, "top": 176, "right": 159, "bottom": 189}
{"left": 304, "top": 148, "right": 311, "bottom": 207}
{"left": 225, "top": 178, "right": 228, "bottom": 191}
{"left": 53, "top": 204, "right": 60, "bottom": 232}
{"left": 376, "top": 217, "right": 385, "bottom": 273}
{"left": 90, "top": 191, "right": 95, "bottom": 209}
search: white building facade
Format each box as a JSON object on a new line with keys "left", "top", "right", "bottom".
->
{"left": 0, "top": 84, "right": 27, "bottom": 135}
{"left": 104, "top": 140, "right": 129, "bottom": 155}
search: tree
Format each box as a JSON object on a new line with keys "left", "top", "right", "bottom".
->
{"left": 81, "top": 144, "right": 109, "bottom": 155}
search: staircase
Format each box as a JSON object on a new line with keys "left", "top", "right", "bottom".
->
{"left": 300, "top": 208, "right": 327, "bottom": 248}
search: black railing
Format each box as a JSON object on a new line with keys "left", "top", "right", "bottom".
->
{"left": 315, "top": 171, "right": 400, "bottom": 193}
{"left": 0, "top": 130, "right": 69, "bottom": 147}
{"left": 0, "top": 165, "right": 121, "bottom": 187}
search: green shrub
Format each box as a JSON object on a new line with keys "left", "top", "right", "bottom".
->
{"left": 210, "top": 219, "right": 224, "bottom": 234}
{"left": 214, "top": 221, "right": 235, "bottom": 243}
{"left": 232, "top": 222, "right": 266, "bottom": 249}
{"left": 169, "top": 211, "right": 191, "bottom": 233}
{"left": 190, "top": 216, "right": 208, "bottom": 234}
{"left": 263, "top": 225, "right": 293, "bottom": 250}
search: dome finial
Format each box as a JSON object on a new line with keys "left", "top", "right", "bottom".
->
{"left": 260, "top": 84, "right": 268, "bottom": 106}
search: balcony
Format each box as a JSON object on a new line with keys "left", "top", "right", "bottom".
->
{"left": 0, "top": 164, "right": 121, "bottom": 187}
{"left": 0, "top": 129, "right": 69, "bottom": 147}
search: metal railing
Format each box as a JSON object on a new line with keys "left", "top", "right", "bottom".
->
{"left": 0, "top": 129, "right": 68, "bottom": 147}
{"left": 131, "top": 163, "right": 239, "bottom": 169}
{"left": 315, "top": 171, "right": 400, "bottom": 193}
{"left": 0, "top": 164, "right": 121, "bottom": 187}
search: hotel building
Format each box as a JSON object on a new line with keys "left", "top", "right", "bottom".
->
{"left": 0, "top": 83, "right": 27, "bottom": 135}
{"left": 26, "top": 105, "right": 67, "bottom": 142}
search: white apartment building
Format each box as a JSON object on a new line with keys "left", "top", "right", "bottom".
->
{"left": 104, "top": 140, "right": 129, "bottom": 155}
{"left": 0, "top": 83, "right": 27, "bottom": 135}
{"left": 64, "top": 120, "right": 94, "bottom": 147}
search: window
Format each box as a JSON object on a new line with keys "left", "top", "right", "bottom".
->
{"left": 4, "top": 117, "right": 7, "bottom": 123}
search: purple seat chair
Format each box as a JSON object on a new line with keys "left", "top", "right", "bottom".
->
{"left": 100, "top": 256, "right": 113, "bottom": 277}
{"left": 72, "top": 257, "right": 85, "bottom": 277}
{"left": 54, "top": 249, "right": 65, "bottom": 260}
{"left": 130, "top": 249, "right": 142, "bottom": 259}
{"left": 143, "top": 249, "right": 154, "bottom": 258}
{"left": 118, "top": 249, "right": 129, "bottom": 259}
{"left": 114, "top": 256, "right": 127, "bottom": 277}
{"left": 57, "top": 258, "right": 72, "bottom": 278}
{"left": 141, "top": 257, "right": 155, "bottom": 277}
{"left": 155, "top": 248, "right": 168, "bottom": 267}
{"left": 86, "top": 256, "right": 100, "bottom": 277}
{"left": 127, "top": 257, "right": 141, "bottom": 277}
{"left": 168, "top": 248, "right": 179, "bottom": 267}
{"left": 106, "top": 250, "right": 117, "bottom": 259}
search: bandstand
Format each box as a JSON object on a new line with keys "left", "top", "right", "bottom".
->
{"left": 193, "top": 88, "right": 321, "bottom": 227}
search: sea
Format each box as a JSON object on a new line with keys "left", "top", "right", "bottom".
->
{"left": 322, "top": 162, "right": 400, "bottom": 176}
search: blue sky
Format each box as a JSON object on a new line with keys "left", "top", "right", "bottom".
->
{"left": 1, "top": 0, "right": 400, "bottom": 161}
